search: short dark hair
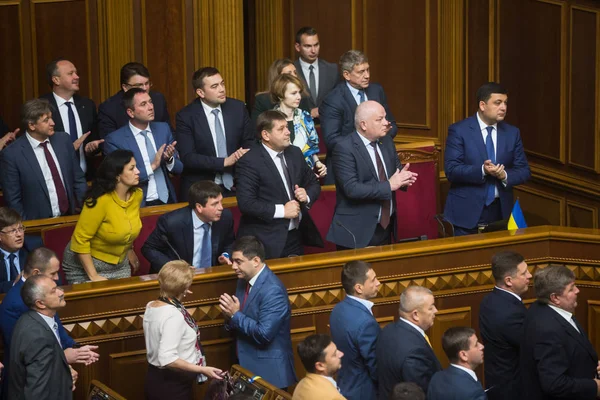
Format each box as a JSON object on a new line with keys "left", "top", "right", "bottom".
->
{"left": 192, "top": 67, "right": 220, "bottom": 90}
{"left": 45, "top": 57, "right": 68, "bottom": 88}
{"left": 297, "top": 333, "right": 331, "bottom": 373}
{"left": 441, "top": 326, "right": 476, "bottom": 364}
{"left": 120, "top": 62, "right": 150, "bottom": 86}
{"left": 476, "top": 82, "right": 507, "bottom": 103}
{"left": 24, "top": 247, "right": 58, "bottom": 276}
{"left": 85, "top": 149, "right": 135, "bottom": 208}
{"left": 389, "top": 382, "right": 425, "bottom": 400}
{"left": 295, "top": 26, "right": 318, "bottom": 44}
{"left": 534, "top": 264, "right": 575, "bottom": 304}
{"left": 256, "top": 110, "right": 286, "bottom": 140}
{"left": 232, "top": 236, "right": 265, "bottom": 262}
{"left": 21, "top": 98, "right": 53, "bottom": 132}
{"left": 188, "top": 181, "right": 222, "bottom": 208}
{"left": 21, "top": 274, "right": 49, "bottom": 309}
{"left": 0, "top": 207, "right": 22, "bottom": 231}
{"left": 341, "top": 260, "right": 372, "bottom": 295}
{"left": 121, "top": 87, "right": 147, "bottom": 111}
{"left": 491, "top": 251, "right": 525, "bottom": 284}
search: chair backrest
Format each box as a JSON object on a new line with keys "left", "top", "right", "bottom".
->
{"left": 88, "top": 379, "right": 127, "bottom": 400}
{"left": 41, "top": 223, "right": 77, "bottom": 284}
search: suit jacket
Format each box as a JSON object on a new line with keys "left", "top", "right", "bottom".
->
{"left": 292, "top": 373, "right": 347, "bottom": 400}
{"left": 521, "top": 301, "right": 598, "bottom": 400}
{"left": 251, "top": 92, "right": 312, "bottom": 129}
{"left": 98, "top": 90, "right": 170, "bottom": 138}
{"left": 39, "top": 92, "right": 99, "bottom": 144}
{"left": 327, "top": 132, "right": 402, "bottom": 248}
{"left": 479, "top": 288, "right": 527, "bottom": 400}
{"left": 226, "top": 265, "right": 297, "bottom": 388}
{"left": 235, "top": 143, "right": 323, "bottom": 259}
{"left": 141, "top": 206, "right": 234, "bottom": 272}
{"left": 293, "top": 58, "right": 340, "bottom": 108}
{"left": 175, "top": 98, "right": 255, "bottom": 201}
{"left": 443, "top": 114, "right": 531, "bottom": 229}
{"left": 104, "top": 121, "right": 183, "bottom": 205}
{"left": 0, "top": 132, "right": 87, "bottom": 220}
{"left": 376, "top": 320, "right": 442, "bottom": 400}
{"left": 427, "top": 366, "right": 487, "bottom": 400}
{"left": 0, "top": 248, "right": 27, "bottom": 293}
{"left": 329, "top": 296, "right": 380, "bottom": 400}
{"left": 8, "top": 311, "right": 73, "bottom": 400}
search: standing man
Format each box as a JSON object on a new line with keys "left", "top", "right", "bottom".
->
{"left": 236, "top": 110, "right": 322, "bottom": 259}
{"left": 327, "top": 101, "right": 417, "bottom": 249}
{"left": 376, "top": 286, "right": 442, "bottom": 399}
{"left": 176, "top": 67, "right": 254, "bottom": 200}
{"left": 293, "top": 26, "right": 340, "bottom": 119}
{"left": 0, "top": 208, "right": 27, "bottom": 294}
{"left": 293, "top": 334, "right": 346, "bottom": 400}
{"left": 0, "top": 99, "right": 87, "bottom": 220}
{"left": 444, "top": 82, "right": 531, "bottom": 235}
{"left": 98, "top": 62, "right": 170, "bottom": 138}
{"left": 329, "top": 260, "right": 381, "bottom": 400}
{"left": 104, "top": 88, "right": 182, "bottom": 206}
{"left": 142, "top": 181, "right": 235, "bottom": 272}
{"left": 521, "top": 265, "right": 600, "bottom": 399}
{"left": 479, "top": 251, "right": 531, "bottom": 399}
{"left": 218, "top": 236, "right": 297, "bottom": 389}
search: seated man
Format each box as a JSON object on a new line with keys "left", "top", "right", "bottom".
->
{"left": 293, "top": 334, "right": 346, "bottom": 400}
{"left": 0, "top": 208, "right": 27, "bottom": 293}
{"left": 427, "top": 327, "right": 486, "bottom": 400}
{"left": 142, "top": 180, "right": 234, "bottom": 273}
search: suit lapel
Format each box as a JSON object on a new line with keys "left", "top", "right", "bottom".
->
{"left": 221, "top": 101, "right": 235, "bottom": 155}
{"left": 49, "top": 135, "right": 72, "bottom": 195}
{"left": 123, "top": 126, "right": 149, "bottom": 181}
{"left": 74, "top": 95, "right": 87, "bottom": 130}
{"left": 344, "top": 296, "right": 375, "bottom": 319}
{"left": 47, "top": 95, "right": 66, "bottom": 132}
{"left": 342, "top": 84, "right": 359, "bottom": 118}
{"left": 261, "top": 146, "right": 290, "bottom": 200}
{"left": 470, "top": 115, "right": 488, "bottom": 162}
{"left": 558, "top": 313, "right": 598, "bottom": 361}
{"left": 28, "top": 312, "right": 70, "bottom": 367}
{"left": 19, "top": 138, "right": 51, "bottom": 202}
{"left": 195, "top": 101, "right": 217, "bottom": 156}
{"left": 243, "top": 265, "right": 270, "bottom": 311}
{"left": 352, "top": 132, "right": 378, "bottom": 179}
{"left": 182, "top": 212, "right": 194, "bottom": 263}
{"left": 496, "top": 122, "right": 506, "bottom": 164}
{"left": 398, "top": 320, "right": 441, "bottom": 368}
{"left": 317, "top": 59, "right": 327, "bottom": 104}
{"left": 379, "top": 139, "right": 396, "bottom": 179}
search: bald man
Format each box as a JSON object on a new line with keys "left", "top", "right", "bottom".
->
{"left": 327, "top": 101, "right": 417, "bottom": 249}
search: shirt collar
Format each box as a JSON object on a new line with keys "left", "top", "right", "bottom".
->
{"left": 191, "top": 209, "right": 211, "bottom": 230}
{"left": 36, "top": 312, "right": 56, "bottom": 329}
{"left": 319, "top": 375, "right": 338, "bottom": 389}
{"left": 476, "top": 112, "right": 497, "bottom": 132}
{"left": 450, "top": 364, "right": 478, "bottom": 381}
{"left": 548, "top": 304, "right": 574, "bottom": 322}
{"left": 52, "top": 92, "right": 73, "bottom": 107}
{"left": 0, "top": 247, "right": 16, "bottom": 260}
{"left": 248, "top": 264, "right": 266, "bottom": 287}
{"left": 399, "top": 317, "right": 426, "bottom": 337}
{"left": 494, "top": 286, "right": 522, "bottom": 302}
{"left": 201, "top": 100, "right": 223, "bottom": 116}
{"left": 356, "top": 130, "right": 374, "bottom": 148}
{"left": 299, "top": 58, "right": 318, "bottom": 70}
{"left": 346, "top": 82, "right": 361, "bottom": 99}
{"left": 129, "top": 121, "right": 151, "bottom": 136}
{"left": 25, "top": 131, "right": 49, "bottom": 147}
{"left": 262, "top": 143, "right": 281, "bottom": 161}
{"left": 346, "top": 294, "right": 374, "bottom": 313}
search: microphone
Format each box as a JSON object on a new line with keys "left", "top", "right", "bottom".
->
{"left": 335, "top": 221, "right": 357, "bottom": 249}
{"left": 161, "top": 234, "right": 182, "bottom": 260}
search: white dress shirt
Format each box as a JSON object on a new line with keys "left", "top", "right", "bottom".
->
{"left": 299, "top": 58, "right": 320, "bottom": 96}
{"left": 450, "top": 364, "right": 478, "bottom": 381}
{"left": 346, "top": 82, "right": 368, "bottom": 105}
{"left": 494, "top": 286, "right": 522, "bottom": 302}
{"left": 192, "top": 210, "right": 212, "bottom": 267}
{"left": 247, "top": 264, "right": 266, "bottom": 293}
{"left": 37, "top": 312, "right": 61, "bottom": 346}
{"left": 400, "top": 317, "right": 427, "bottom": 339}
{"left": 53, "top": 93, "right": 86, "bottom": 173}
{"left": 476, "top": 112, "right": 508, "bottom": 195}
{"left": 321, "top": 375, "right": 338, "bottom": 390}
{"left": 356, "top": 132, "right": 393, "bottom": 219}
{"left": 548, "top": 304, "right": 580, "bottom": 333}
{"left": 0, "top": 247, "right": 20, "bottom": 281}
{"left": 346, "top": 294, "right": 374, "bottom": 315}
{"left": 201, "top": 101, "right": 226, "bottom": 186}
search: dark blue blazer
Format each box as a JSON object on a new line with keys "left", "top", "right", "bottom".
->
{"left": 141, "top": 206, "right": 235, "bottom": 273}
{"left": 0, "top": 248, "right": 27, "bottom": 294}
{"left": 376, "top": 320, "right": 442, "bottom": 400}
{"left": 175, "top": 98, "right": 255, "bottom": 201}
{"left": 98, "top": 90, "right": 170, "bottom": 138}
{"left": 521, "top": 301, "right": 598, "bottom": 400}
{"left": 104, "top": 121, "right": 183, "bottom": 205}
{"left": 226, "top": 265, "right": 297, "bottom": 389}
{"left": 427, "top": 366, "right": 487, "bottom": 400}
{"left": 443, "top": 114, "right": 531, "bottom": 229}
{"left": 327, "top": 132, "right": 402, "bottom": 248}
{"left": 0, "top": 132, "right": 87, "bottom": 220}
{"left": 479, "top": 288, "right": 526, "bottom": 400}
{"left": 330, "top": 296, "right": 380, "bottom": 400}
{"left": 293, "top": 58, "right": 340, "bottom": 108}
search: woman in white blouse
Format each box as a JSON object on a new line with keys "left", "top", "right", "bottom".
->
{"left": 143, "top": 260, "right": 223, "bottom": 399}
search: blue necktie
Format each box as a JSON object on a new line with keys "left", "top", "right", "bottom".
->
{"left": 65, "top": 102, "right": 78, "bottom": 143}
{"left": 485, "top": 126, "right": 496, "bottom": 206}
{"left": 358, "top": 90, "right": 366, "bottom": 104}
{"left": 8, "top": 254, "right": 18, "bottom": 281}
{"left": 200, "top": 224, "right": 212, "bottom": 267}
{"left": 140, "top": 130, "right": 169, "bottom": 203}
{"left": 211, "top": 109, "right": 234, "bottom": 190}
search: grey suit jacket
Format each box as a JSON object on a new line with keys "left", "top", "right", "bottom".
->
{"left": 294, "top": 58, "right": 340, "bottom": 108}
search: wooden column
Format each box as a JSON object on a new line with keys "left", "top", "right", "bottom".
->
{"left": 254, "top": 0, "right": 285, "bottom": 93}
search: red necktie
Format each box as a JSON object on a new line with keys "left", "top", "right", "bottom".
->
{"left": 240, "top": 283, "right": 250, "bottom": 310}
{"left": 39, "top": 142, "right": 69, "bottom": 215}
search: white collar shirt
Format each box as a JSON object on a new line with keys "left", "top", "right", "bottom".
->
{"left": 53, "top": 93, "right": 86, "bottom": 173}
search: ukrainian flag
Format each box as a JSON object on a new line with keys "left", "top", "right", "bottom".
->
{"left": 507, "top": 199, "right": 527, "bottom": 230}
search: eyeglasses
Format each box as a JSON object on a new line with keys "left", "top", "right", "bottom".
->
{"left": 126, "top": 81, "right": 153, "bottom": 89}
{"left": 0, "top": 225, "right": 26, "bottom": 236}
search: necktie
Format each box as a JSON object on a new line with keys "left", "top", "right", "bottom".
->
{"left": 485, "top": 126, "right": 496, "bottom": 206}
{"left": 241, "top": 283, "right": 251, "bottom": 310}
{"left": 52, "top": 321, "right": 62, "bottom": 346}
{"left": 370, "top": 142, "right": 390, "bottom": 229}
{"left": 39, "top": 142, "right": 69, "bottom": 215}
{"left": 139, "top": 130, "right": 169, "bottom": 203}
{"left": 424, "top": 333, "right": 433, "bottom": 348}
{"left": 358, "top": 90, "right": 366, "bottom": 104}
{"left": 309, "top": 65, "right": 317, "bottom": 103}
{"left": 277, "top": 153, "right": 299, "bottom": 227}
{"left": 200, "top": 223, "right": 212, "bottom": 267}
{"left": 211, "top": 109, "right": 234, "bottom": 190}
{"left": 65, "top": 101, "right": 78, "bottom": 144}
{"left": 7, "top": 254, "right": 18, "bottom": 282}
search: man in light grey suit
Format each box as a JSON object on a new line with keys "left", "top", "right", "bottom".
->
{"left": 293, "top": 26, "right": 340, "bottom": 119}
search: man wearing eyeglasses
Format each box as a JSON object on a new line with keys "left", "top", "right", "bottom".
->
{"left": 98, "top": 62, "right": 171, "bottom": 138}
{"left": 0, "top": 208, "right": 27, "bottom": 293}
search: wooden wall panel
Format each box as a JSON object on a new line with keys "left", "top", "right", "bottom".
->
{"left": 514, "top": 185, "right": 565, "bottom": 226}
{"left": 109, "top": 350, "right": 148, "bottom": 399}
{"left": 0, "top": 2, "right": 24, "bottom": 129}
{"left": 588, "top": 301, "right": 600, "bottom": 351}
{"left": 428, "top": 307, "right": 471, "bottom": 368}
{"left": 466, "top": 0, "right": 492, "bottom": 113}
{"left": 567, "top": 200, "right": 598, "bottom": 229}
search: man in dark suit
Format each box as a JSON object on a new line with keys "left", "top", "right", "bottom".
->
{"left": 0, "top": 208, "right": 27, "bottom": 294}
{"left": 176, "top": 67, "right": 254, "bottom": 200}
{"left": 293, "top": 26, "right": 340, "bottom": 119}
{"left": 0, "top": 99, "right": 87, "bottom": 220}
{"left": 521, "top": 265, "right": 600, "bottom": 400}
{"left": 329, "top": 260, "right": 381, "bottom": 400}
{"left": 427, "top": 327, "right": 486, "bottom": 400}
{"left": 40, "top": 58, "right": 103, "bottom": 178}
{"left": 104, "top": 88, "right": 182, "bottom": 206}
{"left": 376, "top": 285, "right": 442, "bottom": 400}
{"left": 142, "top": 181, "right": 235, "bottom": 272}
{"left": 320, "top": 50, "right": 397, "bottom": 183}
{"left": 235, "top": 110, "right": 323, "bottom": 259}
{"left": 219, "top": 236, "right": 297, "bottom": 389}
{"left": 98, "top": 62, "right": 171, "bottom": 138}
{"left": 327, "top": 101, "right": 417, "bottom": 249}
{"left": 444, "top": 82, "right": 531, "bottom": 235}
{"left": 8, "top": 275, "right": 78, "bottom": 399}
{"left": 479, "top": 251, "right": 532, "bottom": 399}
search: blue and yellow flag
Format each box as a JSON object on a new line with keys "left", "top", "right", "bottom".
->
{"left": 507, "top": 199, "right": 527, "bottom": 230}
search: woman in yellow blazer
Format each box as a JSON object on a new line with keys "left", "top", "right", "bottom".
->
{"left": 63, "top": 149, "right": 143, "bottom": 283}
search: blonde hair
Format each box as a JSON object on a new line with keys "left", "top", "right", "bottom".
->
{"left": 158, "top": 260, "right": 194, "bottom": 298}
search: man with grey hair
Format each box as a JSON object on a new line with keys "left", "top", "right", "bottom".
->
{"left": 521, "top": 264, "right": 600, "bottom": 399}
{"left": 376, "top": 285, "right": 441, "bottom": 400}
{"left": 320, "top": 49, "right": 397, "bottom": 183}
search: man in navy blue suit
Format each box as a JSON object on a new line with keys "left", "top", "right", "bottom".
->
{"left": 218, "top": 236, "right": 297, "bottom": 389}
{"left": 479, "top": 251, "right": 531, "bottom": 399}
{"left": 104, "top": 88, "right": 183, "bottom": 207}
{"left": 329, "top": 260, "right": 381, "bottom": 400}
{"left": 0, "top": 99, "right": 87, "bottom": 220}
{"left": 0, "top": 208, "right": 27, "bottom": 294}
{"left": 444, "top": 82, "right": 531, "bottom": 235}
{"left": 427, "top": 327, "right": 486, "bottom": 400}
{"left": 141, "top": 180, "right": 235, "bottom": 273}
